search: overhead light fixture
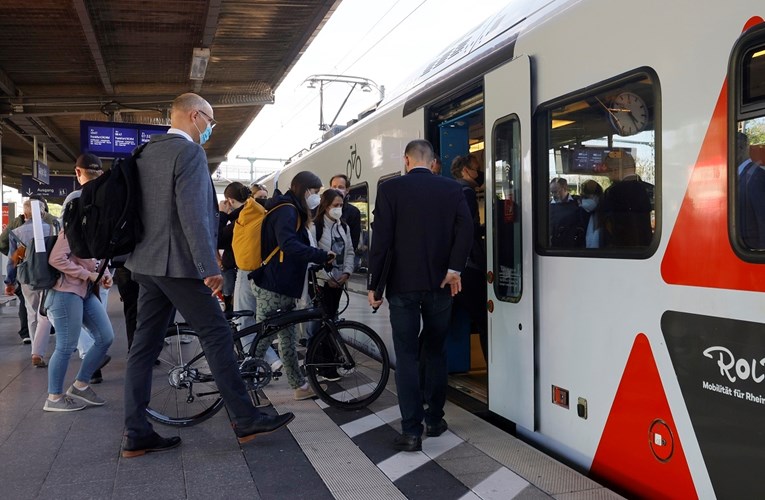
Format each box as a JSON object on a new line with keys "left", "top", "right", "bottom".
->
{"left": 307, "top": 80, "right": 316, "bottom": 89}
{"left": 361, "top": 84, "right": 371, "bottom": 92}
{"left": 552, "top": 119, "right": 575, "bottom": 129}
{"left": 469, "top": 141, "right": 484, "bottom": 153}
{"left": 190, "top": 48, "right": 210, "bottom": 81}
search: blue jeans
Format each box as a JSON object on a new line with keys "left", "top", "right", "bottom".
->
{"left": 388, "top": 290, "right": 452, "bottom": 437}
{"left": 45, "top": 289, "right": 114, "bottom": 395}
{"left": 76, "top": 285, "right": 110, "bottom": 358}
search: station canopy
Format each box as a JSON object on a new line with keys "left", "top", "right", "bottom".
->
{"left": 0, "top": 0, "right": 341, "bottom": 193}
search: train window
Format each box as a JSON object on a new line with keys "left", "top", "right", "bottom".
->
{"left": 536, "top": 71, "right": 659, "bottom": 256}
{"left": 492, "top": 117, "right": 522, "bottom": 301}
{"left": 731, "top": 27, "right": 765, "bottom": 256}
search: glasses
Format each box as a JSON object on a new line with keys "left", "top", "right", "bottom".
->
{"left": 196, "top": 109, "right": 217, "bottom": 129}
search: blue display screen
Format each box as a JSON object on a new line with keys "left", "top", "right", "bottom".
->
{"left": 80, "top": 120, "right": 168, "bottom": 158}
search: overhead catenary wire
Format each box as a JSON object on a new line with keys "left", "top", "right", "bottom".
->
{"left": 242, "top": 0, "right": 431, "bottom": 158}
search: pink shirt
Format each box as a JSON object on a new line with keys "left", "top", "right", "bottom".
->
{"left": 48, "top": 232, "right": 111, "bottom": 298}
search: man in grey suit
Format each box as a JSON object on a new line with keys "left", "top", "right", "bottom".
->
{"left": 122, "top": 93, "right": 294, "bottom": 458}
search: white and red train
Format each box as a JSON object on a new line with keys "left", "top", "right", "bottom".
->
{"left": 266, "top": 1, "right": 765, "bottom": 497}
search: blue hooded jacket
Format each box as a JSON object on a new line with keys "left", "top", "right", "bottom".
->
{"left": 249, "top": 191, "right": 329, "bottom": 298}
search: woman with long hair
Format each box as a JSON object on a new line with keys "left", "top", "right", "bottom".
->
{"left": 249, "top": 171, "right": 334, "bottom": 400}
{"left": 43, "top": 232, "right": 114, "bottom": 411}
{"left": 311, "top": 189, "right": 355, "bottom": 317}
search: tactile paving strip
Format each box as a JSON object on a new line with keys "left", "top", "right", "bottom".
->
{"left": 264, "top": 383, "right": 406, "bottom": 500}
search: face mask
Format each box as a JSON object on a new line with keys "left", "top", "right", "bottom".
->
{"left": 581, "top": 197, "right": 598, "bottom": 213}
{"left": 306, "top": 193, "right": 321, "bottom": 210}
{"left": 194, "top": 120, "right": 213, "bottom": 146}
{"left": 329, "top": 207, "right": 343, "bottom": 220}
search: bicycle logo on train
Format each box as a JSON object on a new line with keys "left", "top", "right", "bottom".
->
{"left": 346, "top": 143, "right": 362, "bottom": 180}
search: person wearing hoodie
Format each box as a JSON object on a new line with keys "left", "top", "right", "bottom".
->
{"left": 249, "top": 171, "right": 335, "bottom": 400}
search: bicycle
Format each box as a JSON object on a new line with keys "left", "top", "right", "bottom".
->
{"left": 346, "top": 143, "right": 361, "bottom": 180}
{"left": 146, "top": 264, "right": 390, "bottom": 427}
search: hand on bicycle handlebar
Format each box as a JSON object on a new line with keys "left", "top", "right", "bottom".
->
{"left": 326, "top": 251, "right": 336, "bottom": 264}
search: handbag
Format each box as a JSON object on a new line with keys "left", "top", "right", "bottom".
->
{"left": 16, "top": 234, "right": 60, "bottom": 291}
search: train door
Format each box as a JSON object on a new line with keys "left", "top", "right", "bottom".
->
{"left": 484, "top": 55, "right": 535, "bottom": 429}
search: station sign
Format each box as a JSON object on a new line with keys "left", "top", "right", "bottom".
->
{"left": 80, "top": 120, "right": 169, "bottom": 158}
{"left": 2, "top": 203, "right": 9, "bottom": 231}
{"left": 33, "top": 159, "right": 50, "bottom": 184}
{"left": 21, "top": 174, "right": 76, "bottom": 199}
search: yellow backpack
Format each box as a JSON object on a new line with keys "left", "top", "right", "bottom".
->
{"left": 231, "top": 199, "right": 297, "bottom": 271}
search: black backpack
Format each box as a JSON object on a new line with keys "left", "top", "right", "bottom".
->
{"left": 63, "top": 143, "right": 147, "bottom": 260}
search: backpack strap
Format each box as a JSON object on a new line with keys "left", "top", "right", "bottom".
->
{"left": 261, "top": 203, "right": 300, "bottom": 267}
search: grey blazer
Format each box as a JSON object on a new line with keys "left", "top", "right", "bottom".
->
{"left": 126, "top": 133, "right": 219, "bottom": 279}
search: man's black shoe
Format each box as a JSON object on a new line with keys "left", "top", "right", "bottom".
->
{"left": 393, "top": 434, "right": 422, "bottom": 452}
{"left": 426, "top": 419, "right": 448, "bottom": 437}
{"left": 233, "top": 412, "right": 295, "bottom": 444}
{"left": 122, "top": 432, "right": 181, "bottom": 458}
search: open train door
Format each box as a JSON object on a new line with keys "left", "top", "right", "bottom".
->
{"left": 484, "top": 55, "right": 535, "bottom": 430}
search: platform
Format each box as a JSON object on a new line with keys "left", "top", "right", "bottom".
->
{"left": 0, "top": 291, "right": 622, "bottom": 500}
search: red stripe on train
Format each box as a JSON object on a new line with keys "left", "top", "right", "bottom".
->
{"left": 661, "top": 16, "right": 764, "bottom": 291}
{"left": 590, "top": 334, "right": 696, "bottom": 499}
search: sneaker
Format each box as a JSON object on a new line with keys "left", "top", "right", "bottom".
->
{"left": 294, "top": 385, "right": 316, "bottom": 401}
{"left": 270, "top": 359, "right": 283, "bottom": 372}
{"left": 22, "top": 337, "right": 31, "bottom": 345}
{"left": 32, "top": 355, "right": 47, "bottom": 368}
{"left": 66, "top": 385, "right": 105, "bottom": 406}
{"left": 43, "top": 396, "right": 86, "bottom": 412}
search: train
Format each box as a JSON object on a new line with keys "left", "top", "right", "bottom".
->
{"left": 260, "top": 1, "right": 765, "bottom": 498}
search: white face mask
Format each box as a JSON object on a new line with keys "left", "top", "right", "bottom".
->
{"left": 581, "top": 197, "right": 598, "bottom": 213}
{"left": 306, "top": 192, "right": 321, "bottom": 210}
{"left": 328, "top": 207, "right": 343, "bottom": 220}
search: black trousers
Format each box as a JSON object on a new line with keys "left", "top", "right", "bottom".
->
{"left": 124, "top": 273, "right": 262, "bottom": 438}
{"left": 15, "top": 285, "right": 29, "bottom": 338}
{"left": 453, "top": 267, "right": 488, "bottom": 360}
{"left": 113, "top": 267, "right": 139, "bottom": 351}
{"left": 388, "top": 290, "right": 452, "bottom": 437}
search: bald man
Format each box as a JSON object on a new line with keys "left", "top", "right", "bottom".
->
{"left": 122, "top": 93, "right": 294, "bottom": 458}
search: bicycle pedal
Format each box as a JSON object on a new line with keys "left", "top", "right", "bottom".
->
{"left": 272, "top": 370, "right": 282, "bottom": 378}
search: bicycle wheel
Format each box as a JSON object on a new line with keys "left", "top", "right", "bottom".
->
{"left": 305, "top": 320, "right": 389, "bottom": 410}
{"left": 146, "top": 325, "right": 224, "bottom": 427}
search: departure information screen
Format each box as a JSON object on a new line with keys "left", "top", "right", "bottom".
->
{"left": 80, "top": 120, "right": 169, "bottom": 158}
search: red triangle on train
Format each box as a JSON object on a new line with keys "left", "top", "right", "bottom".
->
{"left": 661, "top": 17, "right": 764, "bottom": 291}
{"left": 590, "top": 334, "right": 696, "bottom": 499}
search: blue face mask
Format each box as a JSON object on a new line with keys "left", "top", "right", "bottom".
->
{"left": 198, "top": 123, "right": 213, "bottom": 145}
{"left": 194, "top": 115, "right": 213, "bottom": 145}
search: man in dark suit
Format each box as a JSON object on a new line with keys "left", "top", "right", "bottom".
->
{"left": 368, "top": 139, "right": 473, "bottom": 451}
{"left": 122, "top": 93, "right": 294, "bottom": 458}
